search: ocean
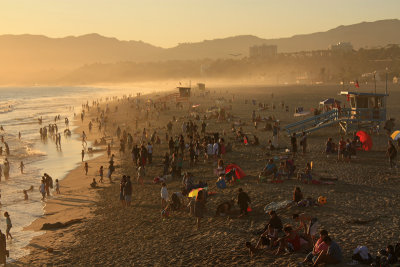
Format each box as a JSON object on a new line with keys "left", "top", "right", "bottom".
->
{"left": 0, "top": 86, "right": 137, "bottom": 261}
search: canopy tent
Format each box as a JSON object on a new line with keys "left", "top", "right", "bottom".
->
{"left": 225, "top": 164, "right": 246, "bottom": 179}
{"left": 356, "top": 130, "right": 373, "bottom": 151}
{"left": 391, "top": 130, "right": 400, "bottom": 141}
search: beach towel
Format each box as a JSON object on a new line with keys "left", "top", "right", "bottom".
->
{"left": 264, "top": 200, "right": 292, "bottom": 214}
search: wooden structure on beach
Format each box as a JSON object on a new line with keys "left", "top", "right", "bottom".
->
{"left": 284, "top": 91, "right": 388, "bottom": 135}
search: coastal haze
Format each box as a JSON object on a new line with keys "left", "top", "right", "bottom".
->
{"left": 1, "top": 0, "right": 400, "bottom": 266}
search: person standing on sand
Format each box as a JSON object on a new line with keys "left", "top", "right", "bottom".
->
{"left": 39, "top": 180, "right": 46, "bottom": 200}
{"left": 237, "top": 188, "right": 251, "bottom": 217}
{"left": 147, "top": 142, "right": 153, "bottom": 164}
{"left": 19, "top": 161, "right": 24, "bottom": 174}
{"left": 107, "top": 144, "right": 111, "bottom": 158}
{"left": 301, "top": 132, "right": 307, "bottom": 154}
{"left": 81, "top": 149, "right": 85, "bottom": 162}
{"left": 387, "top": 141, "right": 397, "bottom": 169}
{"left": 99, "top": 166, "right": 104, "bottom": 183}
{"left": 119, "top": 176, "right": 126, "bottom": 207}
{"left": 4, "top": 212, "right": 12, "bottom": 240}
{"left": 84, "top": 162, "right": 89, "bottom": 175}
{"left": 194, "top": 190, "right": 206, "bottom": 230}
{"left": 291, "top": 133, "right": 297, "bottom": 157}
{"left": 161, "top": 183, "right": 168, "bottom": 209}
{"left": 124, "top": 176, "right": 132, "bottom": 207}
{"left": 272, "top": 122, "right": 280, "bottom": 148}
{"left": 55, "top": 179, "right": 60, "bottom": 194}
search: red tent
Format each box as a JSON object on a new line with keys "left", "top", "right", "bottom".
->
{"left": 356, "top": 130, "right": 373, "bottom": 151}
{"left": 225, "top": 164, "right": 246, "bottom": 179}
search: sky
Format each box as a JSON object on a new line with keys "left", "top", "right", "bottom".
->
{"left": 1, "top": 0, "right": 399, "bottom": 48}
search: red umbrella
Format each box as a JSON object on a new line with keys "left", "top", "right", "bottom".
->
{"left": 225, "top": 164, "right": 246, "bottom": 179}
{"left": 356, "top": 130, "right": 373, "bottom": 151}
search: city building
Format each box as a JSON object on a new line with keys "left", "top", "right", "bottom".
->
{"left": 330, "top": 42, "right": 353, "bottom": 53}
{"left": 249, "top": 44, "right": 277, "bottom": 58}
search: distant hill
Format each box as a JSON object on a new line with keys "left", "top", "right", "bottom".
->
{"left": 1, "top": 19, "right": 400, "bottom": 84}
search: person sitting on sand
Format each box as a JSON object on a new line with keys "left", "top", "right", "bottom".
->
{"left": 23, "top": 190, "right": 28, "bottom": 200}
{"left": 275, "top": 225, "right": 302, "bottom": 255}
{"left": 256, "top": 224, "right": 278, "bottom": 250}
{"left": 292, "top": 213, "right": 319, "bottom": 241}
{"left": 215, "top": 199, "right": 234, "bottom": 216}
{"left": 293, "top": 187, "right": 303, "bottom": 203}
{"left": 300, "top": 229, "right": 329, "bottom": 265}
{"left": 276, "top": 162, "right": 287, "bottom": 180}
{"left": 298, "top": 162, "right": 312, "bottom": 183}
{"left": 90, "top": 178, "right": 97, "bottom": 188}
{"left": 312, "top": 236, "right": 343, "bottom": 266}
{"left": 259, "top": 159, "right": 277, "bottom": 182}
{"left": 245, "top": 241, "right": 260, "bottom": 257}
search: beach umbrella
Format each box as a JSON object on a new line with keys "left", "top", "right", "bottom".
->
{"left": 225, "top": 164, "right": 246, "bottom": 179}
{"left": 188, "top": 188, "right": 203, "bottom": 198}
{"left": 356, "top": 130, "right": 373, "bottom": 151}
{"left": 391, "top": 130, "right": 400, "bottom": 141}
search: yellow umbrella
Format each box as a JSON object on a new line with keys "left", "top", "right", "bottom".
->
{"left": 188, "top": 188, "right": 203, "bottom": 198}
{"left": 391, "top": 130, "right": 400, "bottom": 141}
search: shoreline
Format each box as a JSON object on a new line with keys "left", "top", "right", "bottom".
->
{"left": 15, "top": 108, "right": 114, "bottom": 265}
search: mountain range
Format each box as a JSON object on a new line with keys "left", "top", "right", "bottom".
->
{"left": 0, "top": 19, "right": 399, "bottom": 84}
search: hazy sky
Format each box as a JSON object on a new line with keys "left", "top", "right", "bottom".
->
{"left": 2, "top": 0, "right": 399, "bottom": 47}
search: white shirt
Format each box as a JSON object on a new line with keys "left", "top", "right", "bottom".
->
{"left": 147, "top": 145, "right": 153, "bottom": 154}
{"left": 161, "top": 187, "right": 169, "bottom": 200}
{"left": 213, "top": 143, "right": 219, "bottom": 155}
{"left": 207, "top": 144, "right": 213, "bottom": 155}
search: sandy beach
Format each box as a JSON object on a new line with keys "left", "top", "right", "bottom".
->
{"left": 13, "top": 83, "right": 400, "bottom": 266}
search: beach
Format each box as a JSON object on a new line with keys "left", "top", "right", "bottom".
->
{"left": 10, "top": 83, "right": 400, "bottom": 266}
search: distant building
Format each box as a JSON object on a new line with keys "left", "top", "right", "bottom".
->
{"left": 249, "top": 44, "right": 277, "bottom": 58}
{"left": 330, "top": 42, "right": 353, "bottom": 53}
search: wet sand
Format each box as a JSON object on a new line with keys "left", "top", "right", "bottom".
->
{"left": 16, "top": 83, "right": 400, "bottom": 266}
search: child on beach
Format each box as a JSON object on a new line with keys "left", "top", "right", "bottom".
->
{"left": 55, "top": 179, "right": 60, "bottom": 194}
{"left": 84, "top": 162, "right": 89, "bottom": 175}
{"left": 4, "top": 212, "right": 12, "bottom": 240}
{"left": 99, "top": 166, "right": 104, "bottom": 183}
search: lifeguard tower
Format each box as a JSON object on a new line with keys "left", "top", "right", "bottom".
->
{"left": 337, "top": 91, "right": 387, "bottom": 133}
{"left": 284, "top": 91, "right": 388, "bottom": 135}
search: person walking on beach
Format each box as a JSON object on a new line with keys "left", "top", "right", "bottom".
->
{"left": 161, "top": 183, "right": 169, "bottom": 209}
{"left": 81, "top": 149, "right": 85, "bottom": 162}
{"left": 4, "top": 212, "right": 12, "bottom": 240}
{"left": 107, "top": 144, "right": 111, "bottom": 158}
{"left": 84, "top": 162, "right": 89, "bottom": 175}
{"left": 99, "top": 166, "right": 104, "bottom": 183}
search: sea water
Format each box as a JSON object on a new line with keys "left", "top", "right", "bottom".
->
{"left": 0, "top": 86, "right": 137, "bottom": 261}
